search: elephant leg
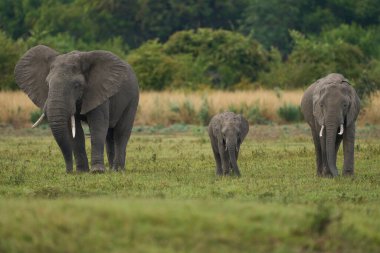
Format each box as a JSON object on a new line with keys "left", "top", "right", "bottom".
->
{"left": 311, "top": 127, "right": 323, "bottom": 176}
{"left": 228, "top": 150, "right": 240, "bottom": 175}
{"left": 87, "top": 102, "right": 109, "bottom": 173}
{"left": 113, "top": 102, "right": 138, "bottom": 171}
{"left": 72, "top": 116, "right": 89, "bottom": 172}
{"left": 218, "top": 145, "right": 230, "bottom": 175}
{"left": 209, "top": 136, "right": 222, "bottom": 175}
{"left": 343, "top": 125, "right": 355, "bottom": 176}
{"left": 319, "top": 129, "right": 331, "bottom": 177}
{"left": 106, "top": 128, "right": 115, "bottom": 169}
{"left": 335, "top": 134, "right": 343, "bottom": 171}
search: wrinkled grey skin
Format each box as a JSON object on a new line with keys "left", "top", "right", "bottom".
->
{"left": 301, "top": 73, "right": 360, "bottom": 177}
{"left": 208, "top": 112, "right": 249, "bottom": 176}
{"left": 15, "top": 45, "right": 139, "bottom": 173}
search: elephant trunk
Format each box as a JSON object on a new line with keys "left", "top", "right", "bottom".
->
{"left": 46, "top": 99, "right": 73, "bottom": 172}
{"left": 227, "top": 142, "right": 241, "bottom": 177}
{"left": 325, "top": 124, "right": 338, "bottom": 177}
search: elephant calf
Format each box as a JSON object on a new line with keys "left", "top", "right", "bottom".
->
{"left": 208, "top": 112, "right": 249, "bottom": 176}
{"left": 301, "top": 73, "right": 360, "bottom": 177}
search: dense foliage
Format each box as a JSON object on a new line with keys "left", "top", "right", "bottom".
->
{"left": 1, "top": 0, "right": 380, "bottom": 96}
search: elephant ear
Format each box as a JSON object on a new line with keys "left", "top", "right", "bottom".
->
{"left": 14, "top": 45, "right": 59, "bottom": 109}
{"left": 312, "top": 83, "right": 325, "bottom": 126}
{"left": 347, "top": 85, "right": 360, "bottom": 126}
{"left": 238, "top": 114, "right": 249, "bottom": 139}
{"left": 80, "top": 51, "right": 128, "bottom": 114}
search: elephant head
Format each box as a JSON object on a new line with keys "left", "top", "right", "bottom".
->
{"left": 219, "top": 114, "right": 248, "bottom": 176}
{"left": 14, "top": 45, "right": 128, "bottom": 171}
{"left": 312, "top": 73, "right": 360, "bottom": 176}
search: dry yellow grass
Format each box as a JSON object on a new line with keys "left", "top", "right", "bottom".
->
{"left": 1, "top": 90, "right": 379, "bottom": 127}
{"left": 0, "top": 91, "right": 37, "bottom": 127}
{"left": 137, "top": 89, "right": 302, "bottom": 125}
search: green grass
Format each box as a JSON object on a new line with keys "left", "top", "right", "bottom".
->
{"left": 0, "top": 125, "right": 380, "bottom": 252}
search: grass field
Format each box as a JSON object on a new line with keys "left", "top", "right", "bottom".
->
{"left": 0, "top": 125, "right": 380, "bottom": 252}
{"left": 2, "top": 90, "right": 380, "bottom": 127}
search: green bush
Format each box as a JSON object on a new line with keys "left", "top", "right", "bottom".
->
{"left": 127, "top": 40, "right": 177, "bottom": 90}
{"left": 164, "top": 28, "right": 269, "bottom": 89}
{"left": 169, "top": 99, "right": 197, "bottom": 124}
{"left": 0, "top": 30, "right": 25, "bottom": 90}
{"left": 277, "top": 103, "right": 302, "bottom": 123}
{"left": 198, "top": 97, "right": 211, "bottom": 126}
{"left": 227, "top": 103, "right": 271, "bottom": 125}
{"left": 259, "top": 31, "right": 368, "bottom": 89}
{"left": 246, "top": 106, "right": 271, "bottom": 125}
{"left": 26, "top": 32, "right": 129, "bottom": 59}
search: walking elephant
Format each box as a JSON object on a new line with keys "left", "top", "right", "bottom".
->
{"left": 301, "top": 73, "right": 360, "bottom": 177}
{"left": 208, "top": 112, "right": 249, "bottom": 176}
{"left": 15, "top": 45, "right": 139, "bottom": 173}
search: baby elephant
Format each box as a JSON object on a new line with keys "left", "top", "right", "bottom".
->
{"left": 208, "top": 112, "right": 249, "bottom": 176}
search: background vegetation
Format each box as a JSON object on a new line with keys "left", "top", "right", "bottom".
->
{"left": 1, "top": 0, "right": 380, "bottom": 98}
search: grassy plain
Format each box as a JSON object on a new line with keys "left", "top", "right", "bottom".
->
{"left": 0, "top": 125, "right": 380, "bottom": 252}
{"left": 2, "top": 90, "right": 380, "bottom": 127}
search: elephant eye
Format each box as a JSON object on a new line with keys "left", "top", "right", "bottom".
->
{"left": 73, "top": 81, "right": 81, "bottom": 88}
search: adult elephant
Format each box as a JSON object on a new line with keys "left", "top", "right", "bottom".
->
{"left": 15, "top": 45, "right": 139, "bottom": 173}
{"left": 301, "top": 73, "right": 360, "bottom": 177}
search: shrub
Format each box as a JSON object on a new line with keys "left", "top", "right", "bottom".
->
{"left": 169, "top": 99, "right": 196, "bottom": 124}
{"left": 164, "top": 28, "right": 269, "bottom": 89}
{"left": 30, "top": 110, "right": 43, "bottom": 124}
{"left": 277, "top": 103, "right": 302, "bottom": 123}
{"left": 259, "top": 31, "right": 368, "bottom": 89}
{"left": 127, "top": 40, "right": 177, "bottom": 90}
{"left": 246, "top": 106, "right": 271, "bottom": 125}
{"left": 198, "top": 97, "right": 211, "bottom": 126}
{"left": 0, "top": 30, "right": 25, "bottom": 90}
{"left": 226, "top": 103, "right": 271, "bottom": 125}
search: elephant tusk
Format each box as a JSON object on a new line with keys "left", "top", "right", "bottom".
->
{"left": 236, "top": 146, "right": 239, "bottom": 152}
{"left": 225, "top": 145, "right": 228, "bottom": 151}
{"left": 319, "top": 125, "right": 324, "bottom": 137}
{"left": 32, "top": 113, "right": 45, "bottom": 128}
{"left": 338, "top": 124, "right": 344, "bottom": 135}
{"left": 71, "top": 116, "right": 76, "bottom": 138}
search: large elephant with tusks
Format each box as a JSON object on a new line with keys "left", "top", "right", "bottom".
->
{"left": 301, "top": 73, "right": 360, "bottom": 177}
{"left": 15, "top": 45, "right": 139, "bottom": 173}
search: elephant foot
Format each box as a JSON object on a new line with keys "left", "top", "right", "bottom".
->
{"left": 77, "top": 168, "right": 89, "bottom": 173}
{"left": 223, "top": 170, "right": 230, "bottom": 176}
{"left": 316, "top": 167, "right": 324, "bottom": 177}
{"left": 343, "top": 169, "right": 354, "bottom": 176}
{"left": 215, "top": 168, "right": 223, "bottom": 176}
{"left": 233, "top": 172, "right": 241, "bottom": 177}
{"left": 76, "top": 165, "right": 89, "bottom": 173}
{"left": 111, "top": 165, "right": 126, "bottom": 172}
{"left": 90, "top": 164, "right": 105, "bottom": 173}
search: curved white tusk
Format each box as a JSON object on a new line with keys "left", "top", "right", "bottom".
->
{"left": 32, "top": 113, "right": 45, "bottom": 128}
{"left": 225, "top": 145, "right": 228, "bottom": 151}
{"left": 338, "top": 124, "right": 344, "bottom": 135}
{"left": 71, "top": 116, "right": 76, "bottom": 138}
{"left": 319, "top": 125, "right": 324, "bottom": 137}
